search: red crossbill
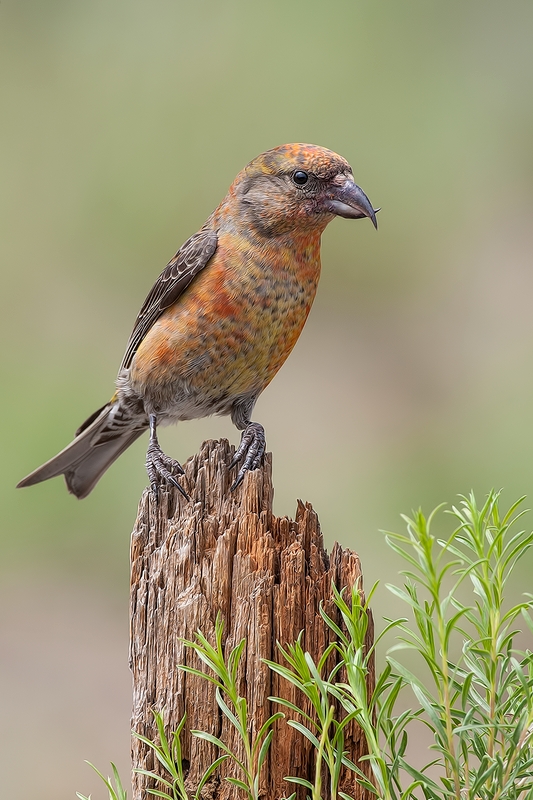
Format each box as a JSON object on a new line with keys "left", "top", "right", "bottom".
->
{"left": 18, "top": 143, "right": 377, "bottom": 499}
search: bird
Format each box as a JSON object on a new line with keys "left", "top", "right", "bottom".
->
{"left": 17, "top": 143, "right": 377, "bottom": 500}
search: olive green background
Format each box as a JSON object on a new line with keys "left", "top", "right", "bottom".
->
{"left": 2, "top": 1, "right": 533, "bottom": 797}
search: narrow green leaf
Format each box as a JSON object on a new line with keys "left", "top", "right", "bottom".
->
{"left": 215, "top": 687, "right": 242, "bottom": 734}
{"left": 257, "top": 728, "right": 274, "bottom": 773}
{"left": 133, "top": 769, "right": 174, "bottom": 790}
{"left": 195, "top": 754, "right": 229, "bottom": 798}
{"left": 225, "top": 776, "right": 251, "bottom": 795}
{"left": 269, "top": 695, "right": 315, "bottom": 726}
{"left": 252, "top": 712, "right": 284, "bottom": 761}
{"left": 284, "top": 776, "right": 315, "bottom": 791}
{"left": 191, "top": 730, "right": 234, "bottom": 757}
{"left": 286, "top": 720, "right": 321, "bottom": 749}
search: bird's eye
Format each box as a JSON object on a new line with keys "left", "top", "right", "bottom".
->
{"left": 292, "top": 170, "right": 309, "bottom": 186}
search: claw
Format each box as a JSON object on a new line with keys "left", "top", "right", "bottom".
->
{"left": 146, "top": 414, "right": 189, "bottom": 500}
{"left": 230, "top": 422, "right": 266, "bottom": 490}
{"left": 230, "top": 472, "right": 246, "bottom": 492}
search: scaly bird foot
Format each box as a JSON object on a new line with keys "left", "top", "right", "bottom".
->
{"left": 146, "top": 441, "right": 188, "bottom": 500}
{"left": 146, "top": 414, "right": 189, "bottom": 500}
{"left": 230, "top": 422, "right": 266, "bottom": 490}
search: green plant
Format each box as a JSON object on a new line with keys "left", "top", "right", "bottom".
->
{"left": 269, "top": 490, "right": 533, "bottom": 800}
{"left": 381, "top": 490, "right": 533, "bottom": 800}
{"left": 76, "top": 761, "right": 128, "bottom": 800}
{"left": 78, "top": 490, "right": 533, "bottom": 800}
{"left": 266, "top": 632, "right": 352, "bottom": 800}
{"left": 133, "top": 709, "right": 227, "bottom": 800}
{"left": 267, "top": 582, "right": 403, "bottom": 800}
{"left": 179, "top": 613, "right": 283, "bottom": 800}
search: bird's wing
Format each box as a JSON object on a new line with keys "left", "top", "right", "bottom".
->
{"left": 120, "top": 227, "right": 218, "bottom": 370}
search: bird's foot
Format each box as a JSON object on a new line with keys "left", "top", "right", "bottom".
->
{"left": 230, "top": 422, "right": 266, "bottom": 490}
{"left": 146, "top": 440, "right": 188, "bottom": 500}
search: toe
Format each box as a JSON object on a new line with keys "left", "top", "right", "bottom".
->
{"left": 146, "top": 442, "right": 188, "bottom": 499}
{"left": 230, "top": 422, "right": 266, "bottom": 490}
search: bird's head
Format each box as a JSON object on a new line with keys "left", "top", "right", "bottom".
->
{"left": 228, "top": 143, "right": 377, "bottom": 237}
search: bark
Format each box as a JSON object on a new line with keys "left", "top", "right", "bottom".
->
{"left": 130, "top": 439, "right": 374, "bottom": 800}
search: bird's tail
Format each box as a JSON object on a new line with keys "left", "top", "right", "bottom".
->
{"left": 17, "top": 400, "right": 148, "bottom": 499}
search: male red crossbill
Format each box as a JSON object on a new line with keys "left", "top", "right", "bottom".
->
{"left": 18, "top": 143, "right": 377, "bottom": 499}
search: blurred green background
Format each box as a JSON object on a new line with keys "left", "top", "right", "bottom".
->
{"left": 2, "top": 1, "right": 533, "bottom": 797}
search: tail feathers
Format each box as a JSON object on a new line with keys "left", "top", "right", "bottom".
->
{"left": 17, "top": 403, "right": 147, "bottom": 499}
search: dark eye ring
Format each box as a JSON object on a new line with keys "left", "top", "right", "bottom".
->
{"left": 292, "top": 170, "right": 309, "bottom": 186}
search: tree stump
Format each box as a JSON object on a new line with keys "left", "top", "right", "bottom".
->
{"left": 130, "top": 439, "right": 374, "bottom": 800}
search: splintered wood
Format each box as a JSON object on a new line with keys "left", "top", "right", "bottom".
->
{"left": 130, "top": 439, "right": 374, "bottom": 800}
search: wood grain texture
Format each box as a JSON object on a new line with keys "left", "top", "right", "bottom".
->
{"left": 130, "top": 439, "right": 374, "bottom": 800}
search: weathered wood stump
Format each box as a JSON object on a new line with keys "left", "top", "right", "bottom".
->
{"left": 130, "top": 439, "right": 374, "bottom": 800}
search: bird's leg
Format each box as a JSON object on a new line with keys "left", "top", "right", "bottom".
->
{"left": 146, "top": 414, "right": 189, "bottom": 500}
{"left": 230, "top": 421, "right": 266, "bottom": 490}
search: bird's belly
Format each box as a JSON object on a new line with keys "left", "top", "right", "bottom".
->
{"left": 127, "top": 257, "right": 318, "bottom": 419}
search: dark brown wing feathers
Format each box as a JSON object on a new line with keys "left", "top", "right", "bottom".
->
{"left": 120, "top": 228, "right": 218, "bottom": 370}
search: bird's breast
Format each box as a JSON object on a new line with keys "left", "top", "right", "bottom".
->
{"left": 129, "top": 229, "right": 322, "bottom": 414}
